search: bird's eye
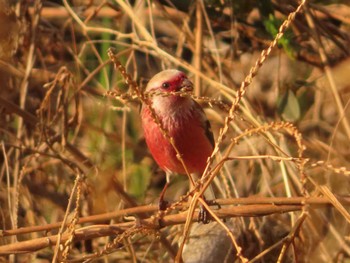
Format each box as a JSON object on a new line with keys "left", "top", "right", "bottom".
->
{"left": 162, "top": 82, "right": 170, "bottom": 89}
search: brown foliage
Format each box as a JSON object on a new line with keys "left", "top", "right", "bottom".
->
{"left": 1, "top": 0, "right": 350, "bottom": 262}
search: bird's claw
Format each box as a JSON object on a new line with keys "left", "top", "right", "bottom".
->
{"left": 158, "top": 199, "right": 169, "bottom": 211}
{"left": 198, "top": 204, "right": 210, "bottom": 224}
{"left": 197, "top": 199, "right": 222, "bottom": 224}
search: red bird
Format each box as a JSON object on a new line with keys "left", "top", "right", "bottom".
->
{"left": 141, "top": 70, "right": 215, "bottom": 211}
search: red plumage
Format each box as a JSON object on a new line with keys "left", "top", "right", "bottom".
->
{"left": 141, "top": 70, "right": 214, "bottom": 176}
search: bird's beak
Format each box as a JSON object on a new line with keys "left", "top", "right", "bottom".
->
{"left": 180, "top": 78, "right": 193, "bottom": 92}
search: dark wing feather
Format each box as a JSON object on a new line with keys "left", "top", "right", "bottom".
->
{"left": 204, "top": 119, "right": 215, "bottom": 147}
{"left": 193, "top": 100, "right": 215, "bottom": 148}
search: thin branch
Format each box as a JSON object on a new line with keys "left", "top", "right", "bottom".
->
{"left": 0, "top": 203, "right": 303, "bottom": 255}
{"left": 2, "top": 196, "right": 350, "bottom": 237}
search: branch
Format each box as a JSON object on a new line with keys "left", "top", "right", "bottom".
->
{"left": 1, "top": 196, "right": 350, "bottom": 255}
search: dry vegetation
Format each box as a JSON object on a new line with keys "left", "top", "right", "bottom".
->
{"left": 1, "top": 0, "right": 350, "bottom": 262}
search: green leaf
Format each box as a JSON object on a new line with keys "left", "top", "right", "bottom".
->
{"left": 98, "top": 17, "right": 112, "bottom": 89}
{"left": 277, "top": 89, "right": 300, "bottom": 122}
{"left": 263, "top": 14, "right": 295, "bottom": 59}
{"left": 128, "top": 164, "right": 151, "bottom": 199}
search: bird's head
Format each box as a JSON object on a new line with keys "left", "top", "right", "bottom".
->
{"left": 143, "top": 70, "right": 195, "bottom": 117}
{"left": 145, "top": 69, "right": 193, "bottom": 96}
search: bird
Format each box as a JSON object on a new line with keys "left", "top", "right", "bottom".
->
{"left": 140, "top": 69, "right": 215, "bottom": 219}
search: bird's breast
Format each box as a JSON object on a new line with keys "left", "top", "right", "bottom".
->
{"left": 141, "top": 100, "right": 213, "bottom": 174}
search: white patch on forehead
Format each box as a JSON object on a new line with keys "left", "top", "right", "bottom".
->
{"left": 146, "top": 69, "right": 182, "bottom": 92}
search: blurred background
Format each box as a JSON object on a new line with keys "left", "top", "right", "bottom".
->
{"left": 0, "top": 0, "right": 350, "bottom": 262}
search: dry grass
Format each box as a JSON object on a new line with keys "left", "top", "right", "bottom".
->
{"left": 1, "top": 0, "right": 350, "bottom": 262}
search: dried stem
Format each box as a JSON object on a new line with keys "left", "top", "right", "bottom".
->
{"left": 0, "top": 200, "right": 336, "bottom": 255}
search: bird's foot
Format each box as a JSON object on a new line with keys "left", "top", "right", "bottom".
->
{"left": 158, "top": 182, "right": 170, "bottom": 211}
{"left": 197, "top": 199, "right": 222, "bottom": 224}
{"left": 158, "top": 199, "right": 169, "bottom": 211}
{"left": 198, "top": 204, "right": 211, "bottom": 224}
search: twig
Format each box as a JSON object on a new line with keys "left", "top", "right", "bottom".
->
{"left": 0, "top": 96, "right": 94, "bottom": 170}
{"left": 13, "top": 0, "right": 42, "bottom": 234}
{"left": 62, "top": 0, "right": 133, "bottom": 39}
{"left": 3, "top": 196, "right": 349, "bottom": 238}
{"left": 277, "top": 212, "right": 307, "bottom": 263}
{"left": 194, "top": 0, "right": 203, "bottom": 96}
{"left": 28, "top": 6, "right": 122, "bottom": 19}
{"left": 0, "top": 203, "right": 306, "bottom": 255}
{"left": 201, "top": 198, "right": 248, "bottom": 262}
{"left": 52, "top": 172, "right": 83, "bottom": 262}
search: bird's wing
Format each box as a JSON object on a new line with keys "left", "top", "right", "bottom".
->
{"left": 194, "top": 100, "right": 215, "bottom": 148}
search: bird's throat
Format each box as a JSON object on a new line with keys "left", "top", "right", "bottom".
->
{"left": 152, "top": 96, "right": 194, "bottom": 122}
